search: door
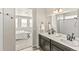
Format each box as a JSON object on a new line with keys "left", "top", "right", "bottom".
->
{"left": 15, "top": 8, "right": 33, "bottom": 51}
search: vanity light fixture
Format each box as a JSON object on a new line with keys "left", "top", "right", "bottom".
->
{"left": 53, "top": 8, "right": 63, "bottom": 14}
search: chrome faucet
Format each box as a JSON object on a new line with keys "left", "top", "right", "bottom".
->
{"left": 71, "top": 33, "right": 75, "bottom": 40}
{"left": 67, "top": 33, "right": 75, "bottom": 41}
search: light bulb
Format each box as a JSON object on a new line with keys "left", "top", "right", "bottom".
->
{"left": 53, "top": 10, "right": 58, "bottom": 14}
{"left": 59, "top": 8, "right": 63, "bottom": 13}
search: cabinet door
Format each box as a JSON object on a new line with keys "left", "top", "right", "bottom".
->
{"left": 43, "top": 40, "right": 50, "bottom": 51}
{"left": 40, "top": 38, "right": 44, "bottom": 48}
{"left": 51, "top": 44, "right": 62, "bottom": 51}
{"left": 39, "top": 35, "right": 50, "bottom": 51}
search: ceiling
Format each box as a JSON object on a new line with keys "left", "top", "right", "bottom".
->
{"left": 15, "top": 8, "right": 78, "bottom": 16}
{"left": 15, "top": 8, "right": 32, "bottom": 17}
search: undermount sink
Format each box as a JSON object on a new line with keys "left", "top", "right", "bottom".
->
{"left": 60, "top": 39, "right": 79, "bottom": 47}
{"left": 49, "top": 33, "right": 66, "bottom": 38}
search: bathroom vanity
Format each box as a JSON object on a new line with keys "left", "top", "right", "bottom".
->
{"left": 39, "top": 33, "right": 79, "bottom": 51}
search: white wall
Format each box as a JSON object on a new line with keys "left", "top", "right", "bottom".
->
{"left": 0, "top": 9, "right": 3, "bottom": 50}
{"left": 37, "top": 8, "right": 49, "bottom": 32}
{"left": 0, "top": 8, "right": 15, "bottom": 51}
{"left": 33, "top": 8, "right": 50, "bottom": 48}
{"left": 3, "top": 8, "right": 15, "bottom": 51}
{"left": 32, "top": 9, "right": 38, "bottom": 47}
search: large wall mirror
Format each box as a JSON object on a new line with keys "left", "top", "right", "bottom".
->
{"left": 56, "top": 9, "right": 79, "bottom": 37}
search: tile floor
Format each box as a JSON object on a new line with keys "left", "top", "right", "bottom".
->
{"left": 16, "top": 39, "right": 42, "bottom": 51}
{"left": 16, "top": 39, "right": 32, "bottom": 51}
{"left": 20, "top": 47, "right": 42, "bottom": 51}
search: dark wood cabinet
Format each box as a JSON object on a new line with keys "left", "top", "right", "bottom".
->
{"left": 51, "top": 40, "right": 64, "bottom": 51}
{"left": 51, "top": 40, "right": 75, "bottom": 51}
{"left": 39, "top": 35, "right": 50, "bottom": 51}
{"left": 39, "top": 34, "right": 76, "bottom": 51}
{"left": 51, "top": 44, "right": 62, "bottom": 51}
{"left": 43, "top": 40, "right": 50, "bottom": 51}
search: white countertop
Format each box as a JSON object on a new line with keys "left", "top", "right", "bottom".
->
{"left": 39, "top": 32, "right": 79, "bottom": 51}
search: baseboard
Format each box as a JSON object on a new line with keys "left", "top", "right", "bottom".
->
{"left": 33, "top": 45, "right": 39, "bottom": 49}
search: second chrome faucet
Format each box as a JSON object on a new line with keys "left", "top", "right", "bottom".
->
{"left": 67, "top": 33, "right": 75, "bottom": 41}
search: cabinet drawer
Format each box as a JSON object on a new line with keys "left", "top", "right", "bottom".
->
{"left": 51, "top": 44, "right": 62, "bottom": 51}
